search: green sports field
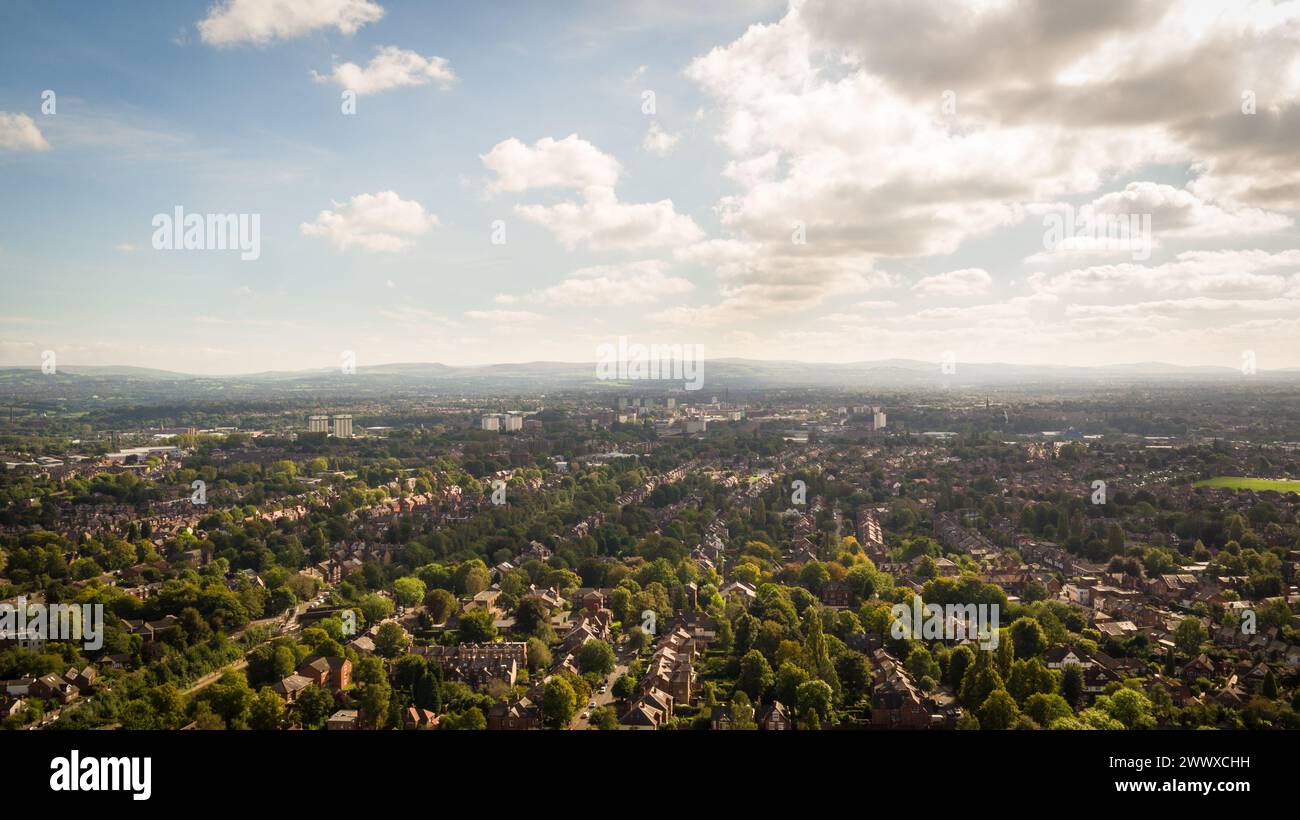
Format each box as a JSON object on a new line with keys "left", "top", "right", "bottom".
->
{"left": 1193, "top": 476, "right": 1300, "bottom": 494}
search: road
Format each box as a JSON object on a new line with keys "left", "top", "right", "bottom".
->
{"left": 571, "top": 645, "right": 638, "bottom": 729}
{"left": 183, "top": 658, "right": 249, "bottom": 696}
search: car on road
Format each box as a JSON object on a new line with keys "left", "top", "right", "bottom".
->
{"left": 588, "top": 700, "right": 597, "bottom": 709}
{"left": 581, "top": 712, "right": 590, "bottom": 720}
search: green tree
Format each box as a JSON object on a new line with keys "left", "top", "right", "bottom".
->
{"left": 1009, "top": 617, "right": 1047, "bottom": 659}
{"left": 1059, "top": 664, "right": 1084, "bottom": 709}
{"left": 201, "top": 670, "right": 253, "bottom": 729}
{"left": 515, "top": 597, "right": 549, "bottom": 636}
{"left": 947, "top": 644, "right": 974, "bottom": 689}
{"left": 1023, "top": 692, "right": 1073, "bottom": 727}
{"left": 296, "top": 685, "right": 335, "bottom": 729}
{"left": 994, "top": 630, "right": 1015, "bottom": 677}
{"left": 358, "top": 679, "right": 392, "bottom": 729}
{"left": 454, "top": 559, "right": 490, "bottom": 595}
{"left": 458, "top": 607, "right": 497, "bottom": 642}
{"left": 1006, "top": 658, "right": 1057, "bottom": 705}
{"left": 978, "top": 689, "right": 1020, "bottom": 730}
{"left": 577, "top": 640, "right": 616, "bottom": 677}
{"left": 737, "top": 650, "right": 775, "bottom": 700}
{"left": 1096, "top": 688, "right": 1155, "bottom": 730}
{"left": 905, "top": 644, "right": 940, "bottom": 681}
{"left": 358, "top": 593, "right": 395, "bottom": 625}
{"left": 775, "top": 661, "right": 809, "bottom": 706}
{"left": 248, "top": 688, "right": 286, "bottom": 730}
{"left": 393, "top": 576, "right": 426, "bottom": 607}
{"left": 1174, "top": 617, "right": 1207, "bottom": 657}
{"left": 591, "top": 705, "right": 620, "bottom": 730}
{"left": 795, "top": 679, "right": 834, "bottom": 726}
{"left": 526, "top": 636, "right": 552, "bottom": 673}
{"left": 374, "top": 621, "right": 410, "bottom": 658}
{"left": 835, "top": 651, "right": 871, "bottom": 705}
{"left": 800, "top": 606, "right": 839, "bottom": 694}
{"left": 959, "top": 650, "right": 1003, "bottom": 712}
{"left": 541, "top": 677, "right": 578, "bottom": 728}
{"left": 442, "top": 707, "right": 486, "bottom": 730}
{"left": 424, "top": 588, "right": 457, "bottom": 623}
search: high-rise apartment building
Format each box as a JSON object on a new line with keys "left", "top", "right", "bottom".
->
{"left": 331, "top": 414, "right": 353, "bottom": 438}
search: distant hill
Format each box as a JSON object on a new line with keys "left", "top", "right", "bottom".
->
{"left": 0, "top": 357, "right": 1288, "bottom": 401}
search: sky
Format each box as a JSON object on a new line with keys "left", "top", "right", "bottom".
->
{"left": 1, "top": 0, "right": 1299, "bottom": 375}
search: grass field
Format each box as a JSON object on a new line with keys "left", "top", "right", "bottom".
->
{"left": 1193, "top": 476, "right": 1300, "bottom": 494}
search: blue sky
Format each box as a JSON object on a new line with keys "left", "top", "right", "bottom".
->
{"left": 2, "top": 0, "right": 1299, "bottom": 373}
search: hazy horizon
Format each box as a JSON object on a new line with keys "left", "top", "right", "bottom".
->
{"left": 5, "top": 355, "right": 1300, "bottom": 381}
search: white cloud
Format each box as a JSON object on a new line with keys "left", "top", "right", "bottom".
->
{"left": 301, "top": 190, "right": 438, "bottom": 252}
{"left": 516, "top": 185, "right": 702, "bottom": 251}
{"left": 464, "top": 309, "right": 542, "bottom": 323}
{"left": 481, "top": 134, "right": 621, "bottom": 194}
{"left": 197, "top": 0, "right": 384, "bottom": 47}
{"left": 483, "top": 134, "right": 701, "bottom": 251}
{"left": 1084, "top": 182, "right": 1292, "bottom": 237}
{"left": 313, "top": 46, "right": 456, "bottom": 94}
{"left": 1029, "top": 249, "right": 1300, "bottom": 298}
{"left": 676, "top": 0, "right": 1300, "bottom": 330}
{"left": 912, "top": 268, "right": 993, "bottom": 297}
{"left": 525, "top": 260, "right": 694, "bottom": 306}
{"left": 642, "top": 122, "right": 682, "bottom": 156}
{"left": 0, "top": 112, "right": 50, "bottom": 151}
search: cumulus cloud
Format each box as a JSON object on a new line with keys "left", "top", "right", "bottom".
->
{"left": 482, "top": 134, "right": 701, "bottom": 251}
{"left": 301, "top": 190, "right": 438, "bottom": 252}
{"left": 524, "top": 260, "right": 694, "bottom": 306}
{"left": 481, "top": 134, "right": 621, "bottom": 194}
{"left": 642, "top": 122, "right": 682, "bottom": 156}
{"left": 464, "top": 309, "right": 542, "bottom": 323}
{"left": 912, "top": 268, "right": 993, "bottom": 297}
{"left": 1028, "top": 249, "right": 1300, "bottom": 298}
{"left": 515, "top": 186, "right": 701, "bottom": 251}
{"left": 0, "top": 112, "right": 50, "bottom": 151}
{"left": 313, "top": 46, "right": 456, "bottom": 94}
{"left": 675, "top": 0, "right": 1300, "bottom": 330}
{"left": 1085, "top": 182, "right": 1292, "bottom": 237}
{"left": 197, "top": 0, "right": 383, "bottom": 46}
